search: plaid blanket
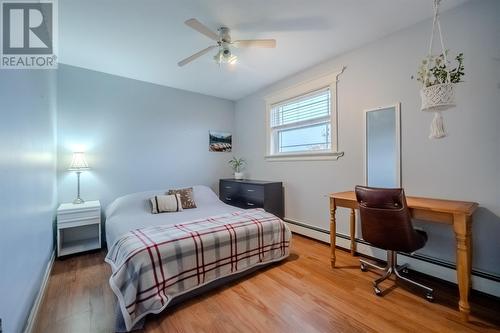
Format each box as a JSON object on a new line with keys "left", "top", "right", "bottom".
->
{"left": 105, "top": 209, "right": 291, "bottom": 331}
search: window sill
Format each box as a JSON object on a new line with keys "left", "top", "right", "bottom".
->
{"left": 265, "top": 151, "right": 344, "bottom": 162}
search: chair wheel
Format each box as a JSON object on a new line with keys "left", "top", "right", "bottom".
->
{"left": 360, "top": 263, "right": 367, "bottom": 272}
{"left": 425, "top": 292, "right": 434, "bottom": 302}
{"left": 374, "top": 286, "right": 382, "bottom": 296}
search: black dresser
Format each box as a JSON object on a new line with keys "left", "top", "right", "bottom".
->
{"left": 219, "top": 179, "right": 284, "bottom": 218}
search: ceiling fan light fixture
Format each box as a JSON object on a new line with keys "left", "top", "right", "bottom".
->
{"left": 213, "top": 47, "right": 237, "bottom": 65}
{"left": 213, "top": 50, "right": 223, "bottom": 63}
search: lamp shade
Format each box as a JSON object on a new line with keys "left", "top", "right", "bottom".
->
{"left": 68, "top": 152, "right": 90, "bottom": 170}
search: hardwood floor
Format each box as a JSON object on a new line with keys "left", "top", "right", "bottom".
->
{"left": 33, "top": 234, "right": 500, "bottom": 333}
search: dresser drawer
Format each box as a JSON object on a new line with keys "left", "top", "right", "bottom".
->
{"left": 221, "top": 195, "right": 237, "bottom": 205}
{"left": 240, "top": 184, "right": 264, "bottom": 199}
{"left": 220, "top": 181, "right": 239, "bottom": 198}
{"left": 241, "top": 198, "right": 264, "bottom": 209}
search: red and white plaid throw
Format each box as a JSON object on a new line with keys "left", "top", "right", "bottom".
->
{"left": 105, "top": 208, "right": 291, "bottom": 331}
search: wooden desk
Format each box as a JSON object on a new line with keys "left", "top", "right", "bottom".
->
{"left": 329, "top": 191, "right": 478, "bottom": 321}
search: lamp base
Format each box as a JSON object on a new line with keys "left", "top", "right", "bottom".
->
{"left": 73, "top": 197, "right": 85, "bottom": 204}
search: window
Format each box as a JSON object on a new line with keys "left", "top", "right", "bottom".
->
{"left": 265, "top": 68, "right": 345, "bottom": 161}
{"left": 270, "top": 88, "right": 332, "bottom": 154}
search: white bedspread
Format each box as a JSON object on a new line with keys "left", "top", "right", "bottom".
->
{"left": 105, "top": 185, "right": 242, "bottom": 247}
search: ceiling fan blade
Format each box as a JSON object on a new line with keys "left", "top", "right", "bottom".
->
{"left": 178, "top": 45, "right": 217, "bottom": 67}
{"left": 233, "top": 39, "right": 276, "bottom": 48}
{"left": 185, "top": 18, "right": 219, "bottom": 41}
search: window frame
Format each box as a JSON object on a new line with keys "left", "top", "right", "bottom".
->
{"left": 264, "top": 68, "right": 345, "bottom": 161}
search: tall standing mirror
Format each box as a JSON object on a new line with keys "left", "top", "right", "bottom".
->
{"left": 364, "top": 104, "right": 401, "bottom": 188}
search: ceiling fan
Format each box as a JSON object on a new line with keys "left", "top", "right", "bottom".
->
{"left": 178, "top": 18, "right": 277, "bottom": 67}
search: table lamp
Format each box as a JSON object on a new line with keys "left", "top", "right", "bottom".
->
{"left": 68, "top": 152, "right": 90, "bottom": 204}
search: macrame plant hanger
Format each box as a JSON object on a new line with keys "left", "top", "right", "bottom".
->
{"left": 421, "top": 0, "right": 455, "bottom": 139}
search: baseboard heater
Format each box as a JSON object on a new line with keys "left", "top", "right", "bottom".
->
{"left": 284, "top": 218, "right": 500, "bottom": 284}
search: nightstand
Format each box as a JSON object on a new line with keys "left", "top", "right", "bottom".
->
{"left": 57, "top": 200, "right": 101, "bottom": 257}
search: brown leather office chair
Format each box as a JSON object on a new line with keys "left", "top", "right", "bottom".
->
{"left": 355, "top": 185, "right": 434, "bottom": 301}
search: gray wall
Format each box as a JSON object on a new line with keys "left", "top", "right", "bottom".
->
{"left": 234, "top": 0, "right": 500, "bottom": 277}
{"left": 57, "top": 65, "right": 235, "bottom": 210}
{"left": 0, "top": 71, "right": 57, "bottom": 333}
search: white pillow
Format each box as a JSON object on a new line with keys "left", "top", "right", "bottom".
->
{"left": 150, "top": 194, "right": 183, "bottom": 214}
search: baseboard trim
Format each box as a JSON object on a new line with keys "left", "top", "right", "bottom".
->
{"left": 284, "top": 218, "right": 500, "bottom": 297}
{"left": 23, "top": 250, "right": 55, "bottom": 333}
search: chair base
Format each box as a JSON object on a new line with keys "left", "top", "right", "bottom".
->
{"left": 360, "top": 250, "right": 434, "bottom": 301}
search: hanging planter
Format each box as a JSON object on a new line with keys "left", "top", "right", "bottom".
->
{"left": 416, "top": 0, "right": 465, "bottom": 139}
{"left": 420, "top": 82, "right": 455, "bottom": 112}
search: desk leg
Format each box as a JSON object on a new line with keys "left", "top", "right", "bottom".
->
{"left": 468, "top": 228, "right": 473, "bottom": 290}
{"left": 330, "top": 199, "right": 337, "bottom": 268}
{"left": 453, "top": 214, "right": 472, "bottom": 321}
{"left": 350, "top": 209, "right": 356, "bottom": 255}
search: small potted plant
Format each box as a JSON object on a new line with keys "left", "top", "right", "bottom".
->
{"left": 228, "top": 157, "right": 245, "bottom": 180}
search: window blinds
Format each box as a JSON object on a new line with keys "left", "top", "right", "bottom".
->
{"left": 270, "top": 88, "right": 330, "bottom": 128}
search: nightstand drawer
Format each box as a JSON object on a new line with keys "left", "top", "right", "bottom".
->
{"left": 58, "top": 209, "right": 100, "bottom": 224}
{"left": 57, "top": 217, "right": 100, "bottom": 229}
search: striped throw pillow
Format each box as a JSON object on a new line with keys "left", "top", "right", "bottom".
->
{"left": 150, "top": 194, "right": 183, "bottom": 214}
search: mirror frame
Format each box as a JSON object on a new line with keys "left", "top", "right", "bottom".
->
{"left": 363, "top": 103, "right": 402, "bottom": 188}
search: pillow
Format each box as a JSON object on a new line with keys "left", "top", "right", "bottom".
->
{"left": 150, "top": 194, "right": 183, "bottom": 214}
{"left": 167, "top": 187, "right": 197, "bottom": 209}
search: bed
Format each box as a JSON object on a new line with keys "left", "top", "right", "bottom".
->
{"left": 105, "top": 185, "right": 291, "bottom": 331}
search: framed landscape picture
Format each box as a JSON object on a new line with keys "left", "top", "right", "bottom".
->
{"left": 209, "top": 131, "right": 232, "bottom": 152}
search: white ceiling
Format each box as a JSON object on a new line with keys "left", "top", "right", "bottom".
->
{"left": 59, "top": 0, "right": 468, "bottom": 100}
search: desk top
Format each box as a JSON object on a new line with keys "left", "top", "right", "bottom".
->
{"left": 330, "top": 191, "right": 478, "bottom": 215}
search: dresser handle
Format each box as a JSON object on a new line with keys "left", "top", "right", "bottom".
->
{"left": 246, "top": 189, "right": 255, "bottom": 192}
{"left": 225, "top": 186, "right": 232, "bottom": 189}
{"left": 225, "top": 197, "right": 232, "bottom": 201}
{"left": 246, "top": 202, "right": 255, "bottom": 206}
